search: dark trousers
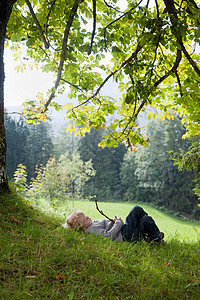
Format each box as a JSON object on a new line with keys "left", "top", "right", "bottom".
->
{"left": 121, "top": 205, "right": 160, "bottom": 242}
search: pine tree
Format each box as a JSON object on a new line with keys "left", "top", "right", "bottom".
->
{"left": 78, "top": 128, "right": 127, "bottom": 201}
{"left": 120, "top": 116, "right": 198, "bottom": 217}
{"left": 5, "top": 115, "right": 53, "bottom": 182}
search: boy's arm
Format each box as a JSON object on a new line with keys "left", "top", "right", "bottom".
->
{"left": 88, "top": 219, "right": 124, "bottom": 240}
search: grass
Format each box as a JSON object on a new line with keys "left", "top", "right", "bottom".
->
{"left": 0, "top": 192, "right": 200, "bottom": 299}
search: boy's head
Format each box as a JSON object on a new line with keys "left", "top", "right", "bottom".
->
{"left": 63, "top": 210, "right": 92, "bottom": 231}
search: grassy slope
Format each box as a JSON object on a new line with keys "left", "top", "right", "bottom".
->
{"left": 0, "top": 193, "right": 200, "bottom": 299}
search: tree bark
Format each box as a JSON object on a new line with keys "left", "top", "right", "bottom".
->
{"left": 0, "top": 0, "right": 16, "bottom": 192}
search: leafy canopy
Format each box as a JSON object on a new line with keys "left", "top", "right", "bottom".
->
{"left": 6, "top": 0, "right": 200, "bottom": 149}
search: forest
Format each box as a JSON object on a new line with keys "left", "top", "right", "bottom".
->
{"left": 1, "top": 0, "right": 200, "bottom": 195}
{"left": 5, "top": 112, "right": 200, "bottom": 220}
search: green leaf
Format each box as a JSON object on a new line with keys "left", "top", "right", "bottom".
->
{"left": 111, "top": 46, "right": 121, "bottom": 55}
{"left": 125, "top": 92, "right": 134, "bottom": 104}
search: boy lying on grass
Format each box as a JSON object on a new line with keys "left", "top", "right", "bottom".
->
{"left": 63, "top": 205, "right": 166, "bottom": 244}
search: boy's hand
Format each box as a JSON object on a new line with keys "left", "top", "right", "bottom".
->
{"left": 113, "top": 216, "right": 117, "bottom": 222}
{"left": 113, "top": 216, "right": 124, "bottom": 223}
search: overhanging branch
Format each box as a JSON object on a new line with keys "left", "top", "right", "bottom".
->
{"left": 103, "top": 0, "right": 123, "bottom": 13}
{"left": 88, "top": 0, "right": 96, "bottom": 55}
{"left": 25, "top": 0, "right": 49, "bottom": 49}
{"left": 43, "top": 0, "right": 79, "bottom": 113}
{"left": 175, "top": 70, "right": 183, "bottom": 97}
{"left": 71, "top": 43, "right": 143, "bottom": 110}
{"left": 103, "top": 0, "right": 143, "bottom": 49}
{"left": 180, "top": 42, "right": 200, "bottom": 77}
{"left": 60, "top": 77, "right": 83, "bottom": 92}
{"left": 45, "top": 0, "right": 57, "bottom": 45}
{"left": 163, "top": 0, "right": 200, "bottom": 77}
{"left": 154, "top": 48, "right": 182, "bottom": 87}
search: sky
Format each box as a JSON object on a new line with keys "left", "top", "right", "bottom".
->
{"left": 4, "top": 48, "right": 55, "bottom": 107}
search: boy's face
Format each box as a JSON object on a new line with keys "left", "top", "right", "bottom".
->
{"left": 81, "top": 214, "right": 92, "bottom": 230}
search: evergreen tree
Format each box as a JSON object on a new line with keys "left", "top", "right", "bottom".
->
{"left": 120, "top": 151, "right": 139, "bottom": 202}
{"left": 5, "top": 115, "right": 29, "bottom": 180}
{"left": 25, "top": 122, "right": 53, "bottom": 181}
{"left": 5, "top": 115, "right": 53, "bottom": 182}
{"left": 120, "top": 116, "right": 198, "bottom": 217}
{"left": 78, "top": 128, "right": 127, "bottom": 201}
{"left": 53, "top": 125, "right": 79, "bottom": 161}
{"left": 170, "top": 136, "right": 200, "bottom": 219}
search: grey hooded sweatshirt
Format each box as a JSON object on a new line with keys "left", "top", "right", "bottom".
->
{"left": 86, "top": 219, "right": 124, "bottom": 242}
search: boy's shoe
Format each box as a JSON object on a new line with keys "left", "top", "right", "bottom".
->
{"left": 153, "top": 232, "right": 166, "bottom": 244}
{"left": 142, "top": 232, "right": 166, "bottom": 244}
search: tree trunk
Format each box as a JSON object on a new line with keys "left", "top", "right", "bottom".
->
{"left": 0, "top": 0, "right": 16, "bottom": 192}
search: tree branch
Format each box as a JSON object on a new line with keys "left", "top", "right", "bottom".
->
{"left": 104, "top": 0, "right": 143, "bottom": 49}
{"left": 175, "top": 70, "right": 183, "bottom": 97}
{"left": 4, "top": 111, "right": 35, "bottom": 121}
{"left": 119, "top": 46, "right": 183, "bottom": 141}
{"left": 163, "top": 0, "right": 200, "bottom": 77}
{"left": 180, "top": 42, "right": 200, "bottom": 77}
{"left": 45, "top": 0, "right": 57, "bottom": 44}
{"left": 24, "top": 0, "right": 49, "bottom": 49}
{"left": 43, "top": 0, "right": 80, "bottom": 113}
{"left": 118, "top": 98, "right": 140, "bottom": 140}
{"left": 155, "top": 0, "right": 160, "bottom": 18}
{"left": 154, "top": 48, "right": 182, "bottom": 87}
{"left": 71, "top": 43, "right": 143, "bottom": 110}
{"left": 88, "top": 0, "right": 96, "bottom": 55}
{"left": 186, "top": 0, "right": 199, "bottom": 10}
{"left": 103, "top": 0, "right": 123, "bottom": 13}
{"left": 60, "top": 77, "right": 83, "bottom": 91}
{"left": 95, "top": 199, "right": 113, "bottom": 222}
{"left": 147, "top": 34, "right": 161, "bottom": 83}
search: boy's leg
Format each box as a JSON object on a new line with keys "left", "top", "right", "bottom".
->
{"left": 139, "top": 215, "right": 161, "bottom": 241}
{"left": 121, "top": 205, "right": 148, "bottom": 242}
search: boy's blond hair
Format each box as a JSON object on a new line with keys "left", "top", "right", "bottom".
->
{"left": 63, "top": 210, "right": 85, "bottom": 230}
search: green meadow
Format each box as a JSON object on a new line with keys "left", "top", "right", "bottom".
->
{"left": 0, "top": 193, "right": 200, "bottom": 299}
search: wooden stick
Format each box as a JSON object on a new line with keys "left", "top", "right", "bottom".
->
{"left": 95, "top": 199, "right": 114, "bottom": 222}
